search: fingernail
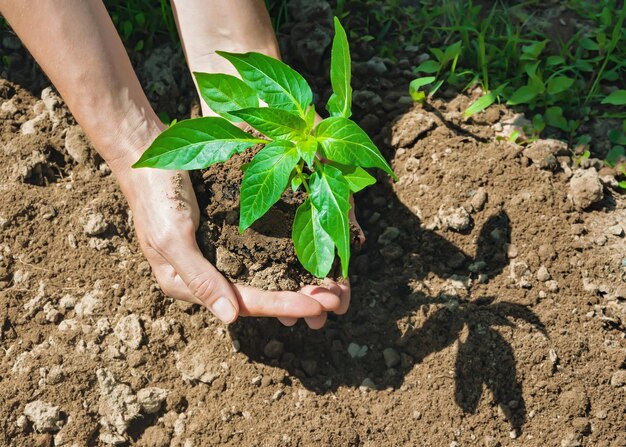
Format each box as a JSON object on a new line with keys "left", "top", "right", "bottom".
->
{"left": 211, "top": 297, "right": 236, "bottom": 323}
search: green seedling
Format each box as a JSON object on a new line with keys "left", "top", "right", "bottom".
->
{"left": 133, "top": 18, "right": 395, "bottom": 279}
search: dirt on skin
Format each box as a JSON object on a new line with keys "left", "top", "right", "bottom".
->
{"left": 2, "top": 16, "right": 626, "bottom": 447}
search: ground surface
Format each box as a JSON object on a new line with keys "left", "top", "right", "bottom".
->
{"left": 1, "top": 3, "right": 626, "bottom": 447}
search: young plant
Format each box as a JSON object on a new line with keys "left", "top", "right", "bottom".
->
{"left": 133, "top": 17, "right": 395, "bottom": 279}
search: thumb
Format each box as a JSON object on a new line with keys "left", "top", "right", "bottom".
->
{"left": 169, "top": 245, "right": 240, "bottom": 323}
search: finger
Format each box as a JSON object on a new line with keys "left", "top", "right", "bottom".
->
{"left": 299, "top": 285, "right": 341, "bottom": 312}
{"left": 169, "top": 245, "right": 239, "bottom": 323}
{"left": 277, "top": 317, "right": 298, "bottom": 327}
{"left": 304, "top": 312, "right": 327, "bottom": 330}
{"left": 235, "top": 285, "right": 323, "bottom": 318}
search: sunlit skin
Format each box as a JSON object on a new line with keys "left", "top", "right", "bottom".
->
{"left": 0, "top": 0, "right": 359, "bottom": 328}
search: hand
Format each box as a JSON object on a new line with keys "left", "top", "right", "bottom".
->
{"left": 114, "top": 159, "right": 349, "bottom": 328}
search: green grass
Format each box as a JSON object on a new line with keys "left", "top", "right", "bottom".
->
{"left": 334, "top": 0, "right": 626, "bottom": 186}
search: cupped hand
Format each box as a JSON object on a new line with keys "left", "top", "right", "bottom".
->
{"left": 113, "top": 159, "right": 350, "bottom": 328}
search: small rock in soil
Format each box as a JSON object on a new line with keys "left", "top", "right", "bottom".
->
{"left": 353, "top": 90, "right": 382, "bottom": 110}
{"left": 97, "top": 368, "right": 141, "bottom": 444}
{"left": 569, "top": 169, "right": 604, "bottom": 210}
{"left": 23, "top": 400, "right": 63, "bottom": 433}
{"left": 536, "top": 266, "right": 551, "bottom": 282}
{"left": 263, "top": 339, "right": 284, "bottom": 359}
{"left": 546, "top": 279, "right": 559, "bottom": 293}
{"left": 359, "top": 378, "right": 377, "bottom": 391}
{"left": 137, "top": 387, "right": 168, "bottom": 414}
{"left": 391, "top": 110, "right": 436, "bottom": 148}
{"left": 610, "top": 370, "right": 626, "bottom": 387}
{"left": 607, "top": 224, "right": 624, "bottom": 237}
{"left": 470, "top": 188, "right": 487, "bottom": 211}
{"left": 347, "top": 342, "right": 368, "bottom": 359}
{"left": 493, "top": 114, "right": 532, "bottom": 140}
{"left": 359, "top": 114, "right": 380, "bottom": 135}
{"left": 522, "top": 144, "right": 558, "bottom": 170}
{"left": 75, "top": 289, "right": 104, "bottom": 318}
{"left": 272, "top": 389, "right": 285, "bottom": 401}
{"left": 83, "top": 212, "right": 109, "bottom": 236}
{"left": 437, "top": 206, "right": 471, "bottom": 232}
{"left": 377, "top": 226, "right": 401, "bottom": 246}
{"left": 215, "top": 246, "right": 243, "bottom": 277}
{"left": 114, "top": 314, "right": 143, "bottom": 350}
{"left": 176, "top": 341, "right": 221, "bottom": 385}
{"left": 353, "top": 254, "right": 370, "bottom": 275}
{"left": 380, "top": 243, "right": 404, "bottom": 262}
{"left": 383, "top": 348, "right": 401, "bottom": 368}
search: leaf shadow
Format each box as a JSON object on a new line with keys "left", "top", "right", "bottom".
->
{"left": 229, "top": 182, "right": 547, "bottom": 433}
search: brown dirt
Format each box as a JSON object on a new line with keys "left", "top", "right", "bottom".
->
{"left": 2, "top": 21, "right": 626, "bottom": 447}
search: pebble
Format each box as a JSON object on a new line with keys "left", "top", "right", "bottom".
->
{"left": 383, "top": 348, "right": 401, "bottom": 368}
{"left": 347, "top": 342, "right": 368, "bottom": 359}
{"left": 83, "top": 212, "right": 109, "bottom": 236}
{"left": 272, "top": 390, "right": 285, "bottom": 401}
{"left": 569, "top": 169, "right": 604, "bottom": 210}
{"left": 470, "top": 188, "right": 488, "bottom": 211}
{"left": 610, "top": 370, "right": 626, "bottom": 387}
{"left": 251, "top": 375, "right": 262, "bottom": 386}
{"left": 437, "top": 206, "right": 471, "bottom": 232}
{"left": 468, "top": 261, "right": 487, "bottom": 273}
{"left": 380, "top": 244, "right": 404, "bottom": 262}
{"left": 263, "top": 339, "right": 284, "bottom": 359}
{"left": 546, "top": 280, "right": 560, "bottom": 293}
{"left": 506, "top": 244, "right": 519, "bottom": 258}
{"left": 24, "top": 400, "right": 63, "bottom": 433}
{"left": 377, "top": 226, "right": 401, "bottom": 246}
{"left": 137, "top": 387, "right": 168, "bottom": 414}
{"left": 607, "top": 224, "right": 624, "bottom": 237}
{"left": 536, "top": 266, "right": 551, "bottom": 282}
{"left": 359, "top": 378, "right": 377, "bottom": 391}
{"left": 114, "top": 314, "right": 144, "bottom": 350}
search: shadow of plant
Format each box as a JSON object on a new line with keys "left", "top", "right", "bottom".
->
{"left": 230, "top": 203, "right": 546, "bottom": 433}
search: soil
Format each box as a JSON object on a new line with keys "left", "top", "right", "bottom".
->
{"left": 1, "top": 4, "right": 626, "bottom": 447}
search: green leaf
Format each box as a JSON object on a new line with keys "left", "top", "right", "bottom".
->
{"left": 546, "top": 56, "right": 565, "bottom": 66}
{"left": 618, "top": 180, "right": 626, "bottom": 190}
{"left": 296, "top": 136, "right": 318, "bottom": 167}
{"left": 315, "top": 117, "right": 396, "bottom": 178}
{"left": 292, "top": 199, "right": 335, "bottom": 278}
{"left": 547, "top": 76, "right": 574, "bottom": 95}
{"left": 602, "top": 90, "right": 626, "bottom": 105}
{"left": 305, "top": 105, "right": 316, "bottom": 131}
{"left": 326, "top": 17, "right": 353, "bottom": 118}
{"left": 464, "top": 84, "right": 506, "bottom": 118}
{"left": 331, "top": 163, "right": 376, "bottom": 192}
{"left": 309, "top": 164, "right": 351, "bottom": 276}
{"left": 507, "top": 85, "right": 538, "bottom": 106}
{"left": 605, "top": 146, "right": 625, "bottom": 167}
{"left": 239, "top": 141, "right": 300, "bottom": 231}
{"left": 229, "top": 107, "right": 307, "bottom": 140}
{"left": 608, "top": 130, "right": 626, "bottom": 145}
{"left": 545, "top": 106, "right": 569, "bottom": 132}
{"left": 580, "top": 37, "right": 600, "bottom": 51}
{"left": 415, "top": 60, "right": 440, "bottom": 74}
{"left": 409, "top": 76, "right": 436, "bottom": 102}
{"left": 194, "top": 73, "right": 259, "bottom": 122}
{"left": 133, "top": 118, "right": 266, "bottom": 169}
{"left": 217, "top": 51, "right": 312, "bottom": 116}
{"left": 521, "top": 40, "right": 547, "bottom": 60}
{"left": 291, "top": 175, "right": 302, "bottom": 192}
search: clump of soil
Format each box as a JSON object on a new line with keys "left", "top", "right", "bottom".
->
{"left": 194, "top": 147, "right": 313, "bottom": 291}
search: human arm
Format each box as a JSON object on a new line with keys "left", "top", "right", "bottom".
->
{"left": 0, "top": 0, "right": 344, "bottom": 325}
